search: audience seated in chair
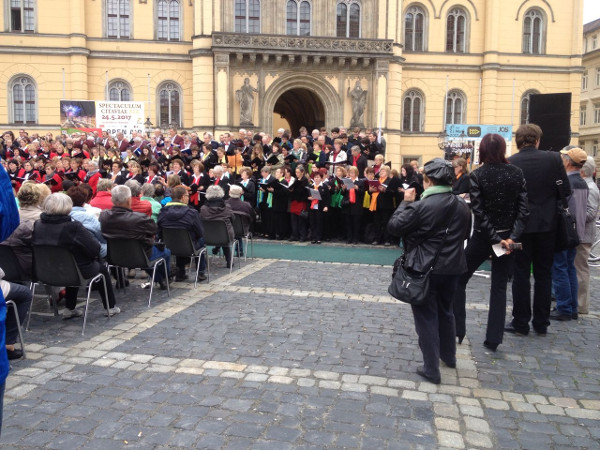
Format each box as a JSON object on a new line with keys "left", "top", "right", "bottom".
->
{"left": 158, "top": 185, "right": 207, "bottom": 282}
{"left": 31, "top": 193, "right": 119, "bottom": 318}
{"left": 100, "top": 185, "right": 171, "bottom": 290}
{"left": 200, "top": 185, "right": 235, "bottom": 268}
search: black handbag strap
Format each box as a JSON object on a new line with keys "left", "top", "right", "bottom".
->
{"left": 428, "top": 196, "right": 459, "bottom": 271}
{"left": 555, "top": 179, "right": 569, "bottom": 209}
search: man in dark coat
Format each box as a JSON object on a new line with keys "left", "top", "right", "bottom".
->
{"left": 100, "top": 185, "right": 171, "bottom": 289}
{"left": 158, "top": 186, "right": 206, "bottom": 282}
{"left": 507, "top": 124, "right": 570, "bottom": 336}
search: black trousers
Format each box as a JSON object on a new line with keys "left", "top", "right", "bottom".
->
{"left": 290, "top": 212, "right": 308, "bottom": 240}
{"left": 66, "top": 262, "right": 116, "bottom": 310}
{"left": 511, "top": 231, "right": 556, "bottom": 333}
{"left": 258, "top": 205, "right": 274, "bottom": 237}
{"left": 373, "top": 209, "right": 393, "bottom": 243}
{"left": 309, "top": 209, "right": 324, "bottom": 241}
{"left": 411, "top": 274, "right": 459, "bottom": 380}
{"left": 344, "top": 214, "right": 361, "bottom": 243}
{"left": 454, "top": 231, "right": 514, "bottom": 345}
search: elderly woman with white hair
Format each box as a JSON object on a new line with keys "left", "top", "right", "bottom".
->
{"left": 31, "top": 193, "right": 119, "bottom": 318}
{"left": 200, "top": 185, "right": 235, "bottom": 268}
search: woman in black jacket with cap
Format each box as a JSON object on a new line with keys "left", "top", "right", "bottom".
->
{"left": 387, "top": 159, "right": 471, "bottom": 384}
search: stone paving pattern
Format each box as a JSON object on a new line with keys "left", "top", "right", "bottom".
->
{"left": 1, "top": 256, "right": 599, "bottom": 448}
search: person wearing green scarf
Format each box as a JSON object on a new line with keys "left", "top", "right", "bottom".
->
{"left": 387, "top": 158, "right": 471, "bottom": 385}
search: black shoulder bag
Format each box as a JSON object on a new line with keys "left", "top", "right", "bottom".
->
{"left": 554, "top": 178, "right": 579, "bottom": 252}
{"left": 388, "top": 198, "right": 458, "bottom": 306}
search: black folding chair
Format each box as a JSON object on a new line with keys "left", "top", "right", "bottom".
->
{"left": 162, "top": 228, "right": 208, "bottom": 286}
{"left": 106, "top": 238, "right": 170, "bottom": 307}
{"left": 201, "top": 219, "right": 240, "bottom": 274}
{"left": 232, "top": 213, "right": 253, "bottom": 261}
{"left": 0, "top": 245, "right": 28, "bottom": 283}
{"left": 27, "top": 245, "right": 109, "bottom": 336}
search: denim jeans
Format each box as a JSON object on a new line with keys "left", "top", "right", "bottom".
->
{"left": 148, "top": 246, "right": 171, "bottom": 281}
{"left": 552, "top": 248, "right": 578, "bottom": 315}
{"left": 5, "top": 283, "right": 32, "bottom": 345}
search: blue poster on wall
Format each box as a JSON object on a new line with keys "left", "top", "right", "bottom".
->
{"left": 442, "top": 124, "right": 513, "bottom": 165}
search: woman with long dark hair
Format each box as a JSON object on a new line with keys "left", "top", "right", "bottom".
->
{"left": 453, "top": 133, "right": 529, "bottom": 351}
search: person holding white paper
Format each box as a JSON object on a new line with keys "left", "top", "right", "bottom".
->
{"left": 453, "top": 133, "right": 529, "bottom": 352}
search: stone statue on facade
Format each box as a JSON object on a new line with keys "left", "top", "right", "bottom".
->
{"left": 347, "top": 81, "right": 367, "bottom": 128}
{"left": 236, "top": 78, "right": 258, "bottom": 125}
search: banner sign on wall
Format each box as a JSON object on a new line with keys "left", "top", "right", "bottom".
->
{"left": 443, "top": 124, "right": 513, "bottom": 165}
{"left": 95, "top": 102, "right": 145, "bottom": 137}
{"left": 60, "top": 100, "right": 144, "bottom": 138}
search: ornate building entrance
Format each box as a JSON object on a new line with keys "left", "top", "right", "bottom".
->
{"left": 273, "top": 88, "right": 325, "bottom": 135}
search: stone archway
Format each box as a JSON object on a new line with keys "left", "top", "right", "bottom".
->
{"left": 262, "top": 73, "right": 342, "bottom": 136}
{"left": 273, "top": 88, "right": 325, "bottom": 135}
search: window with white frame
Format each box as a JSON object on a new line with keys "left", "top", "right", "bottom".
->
{"left": 580, "top": 106, "right": 587, "bottom": 126}
{"left": 108, "top": 79, "right": 132, "bottom": 101}
{"left": 157, "top": 81, "right": 181, "bottom": 128}
{"left": 402, "top": 90, "right": 424, "bottom": 132}
{"left": 593, "top": 140, "right": 598, "bottom": 157}
{"left": 10, "top": 75, "right": 36, "bottom": 124}
{"left": 106, "top": 0, "right": 130, "bottom": 39}
{"left": 593, "top": 35, "right": 598, "bottom": 49}
{"left": 522, "top": 9, "right": 544, "bottom": 54}
{"left": 234, "top": 0, "right": 260, "bottom": 33}
{"left": 9, "top": 0, "right": 35, "bottom": 32}
{"left": 446, "top": 7, "right": 467, "bottom": 53}
{"left": 445, "top": 90, "right": 465, "bottom": 125}
{"left": 583, "top": 71, "right": 588, "bottom": 90}
{"left": 336, "top": 1, "right": 360, "bottom": 38}
{"left": 286, "top": 0, "right": 310, "bottom": 36}
{"left": 157, "top": 0, "right": 180, "bottom": 41}
{"left": 404, "top": 5, "right": 425, "bottom": 52}
{"left": 520, "top": 90, "right": 539, "bottom": 125}
{"left": 595, "top": 105, "right": 600, "bottom": 124}
{"left": 596, "top": 68, "right": 600, "bottom": 87}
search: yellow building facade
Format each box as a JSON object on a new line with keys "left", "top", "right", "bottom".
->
{"left": 0, "top": 0, "right": 583, "bottom": 166}
{"left": 580, "top": 18, "right": 600, "bottom": 160}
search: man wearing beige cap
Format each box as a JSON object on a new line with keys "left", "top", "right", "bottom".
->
{"left": 550, "top": 147, "right": 589, "bottom": 321}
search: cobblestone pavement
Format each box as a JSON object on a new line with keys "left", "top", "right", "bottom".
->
{"left": 2, "top": 256, "right": 599, "bottom": 449}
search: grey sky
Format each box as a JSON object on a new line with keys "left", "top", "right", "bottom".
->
{"left": 584, "top": 0, "right": 600, "bottom": 24}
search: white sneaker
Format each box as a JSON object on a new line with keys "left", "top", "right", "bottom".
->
{"left": 61, "top": 308, "right": 83, "bottom": 319}
{"left": 141, "top": 282, "right": 151, "bottom": 289}
{"left": 105, "top": 306, "right": 121, "bottom": 317}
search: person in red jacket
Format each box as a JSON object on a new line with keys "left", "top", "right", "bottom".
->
{"left": 43, "top": 162, "right": 63, "bottom": 193}
{"left": 84, "top": 160, "right": 102, "bottom": 196}
{"left": 124, "top": 179, "right": 152, "bottom": 217}
{"left": 89, "top": 178, "right": 114, "bottom": 210}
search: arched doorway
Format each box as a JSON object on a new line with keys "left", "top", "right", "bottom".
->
{"left": 273, "top": 88, "right": 325, "bottom": 135}
{"left": 261, "top": 73, "right": 343, "bottom": 136}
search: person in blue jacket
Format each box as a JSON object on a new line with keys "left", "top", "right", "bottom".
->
{"left": 0, "top": 162, "right": 20, "bottom": 436}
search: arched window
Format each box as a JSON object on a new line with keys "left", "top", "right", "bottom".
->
{"left": 520, "top": 89, "right": 540, "bottom": 125}
{"left": 286, "top": 0, "right": 310, "bottom": 36}
{"left": 9, "top": 0, "right": 35, "bottom": 32}
{"left": 234, "top": 0, "right": 260, "bottom": 33}
{"left": 336, "top": 1, "right": 360, "bottom": 38}
{"left": 108, "top": 79, "right": 132, "bottom": 101}
{"left": 402, "top": 90, "right": 424, "bottom": 132}
{"left": 157, "top": 81, "right": 181, "bottom": 128}
{"left": 106, "top": 0, "right": 130, "bottom": 38}
{"left": 445, "top": 90, "right": 465, "bottom": 125}
{"left": 522, "top": 9, "right": 544, "bottom": 54}
{"left": 446, "top": 7, "right": 467, "bottom": 53}
{"left": 157, "top": 0, "right": 180, "bottom": 41}
{"left": 404, "top": 5, "right": 425, "bottom": 52}
{"left": 9, "top": 75, "right": 36, "bottom": 124}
